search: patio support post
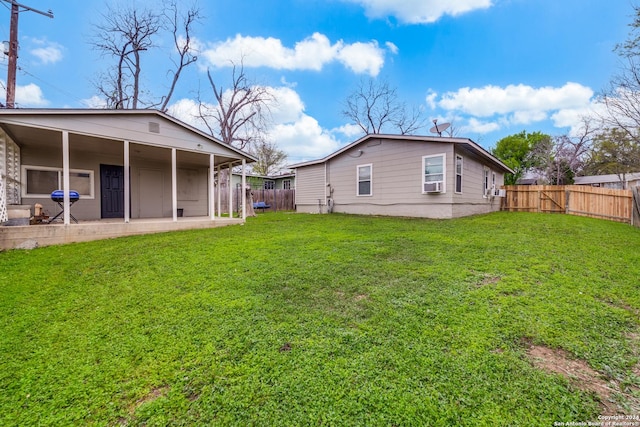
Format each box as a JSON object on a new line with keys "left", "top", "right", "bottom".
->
{"left": 242, "top": 159, "right": 246, "bottom": 220}
{"left": 172, "top": 148, "right": 178, "bottom": 222}
{"left": 62, "top": 130, "right": 70, "bottom": 225}
{"left": 124, "top": 140, "right": 130, "bottom": 223}
{"left": 228, "top": 162, "right": 233, "bottom": 218}
{"left": 209, "top": 154, "right": 215, "bottom": 220}
{"left": 217, "top": 164, "right": 222, "bottom": 218}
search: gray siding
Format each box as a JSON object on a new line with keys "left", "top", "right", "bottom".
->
{"left": 295, "top": 164, "right": 325, "bottom": 210}
{"left": 295, "top": 137, "right": 506, "bottom": 219}
{"left": 20, "top": 142, "right": 210, "bottom": 220}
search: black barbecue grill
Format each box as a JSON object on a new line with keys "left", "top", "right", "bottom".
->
{"left": 49, "top": 190, "right": 80, "bottom": 223}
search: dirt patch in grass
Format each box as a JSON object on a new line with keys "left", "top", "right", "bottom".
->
{"left": 524, "top": 341, "right": 619, "bottom": 415}
{"left": 474, "top": 274, "right": 501, "bottom": 287}
{"left": 129, "top": 385, "right": 170, "bottom": 415}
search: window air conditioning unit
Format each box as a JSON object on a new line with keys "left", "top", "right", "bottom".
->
{"left": 493, "top": 188, "right": 506, "bottom": 197}
{"left": 424, "top": 182, "right": 443, "bottom": 193}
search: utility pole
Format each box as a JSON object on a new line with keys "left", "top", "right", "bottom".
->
{"left": 2, "top": 0, "right": 53, "bottom": 108}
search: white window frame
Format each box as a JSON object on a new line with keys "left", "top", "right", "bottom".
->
{"left": 21, "top": 165, "right": 95, "bottom": 199}
{"left": 357, "top": 163, "right": 373, "bottom": 196}
{"left": 483, "top": 167, "right": 490, "bottom": 198}
{"left": 282, "top": 179, "right": 291, "bottom": 190}
{"left": 492, "top": 171, "right": 497, "bottom": 192}
{"left": 263, "top": 180, "right": 275, "bottom": 190}
{"left": 422, "top": 153, "right": 446, "bottom": 194}
{"left": 455, "top": 155, "right": 463, "bottom": 194}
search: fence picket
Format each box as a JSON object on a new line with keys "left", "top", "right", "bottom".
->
{"left": 502, "top": 185, "right": 635, "bottom": 225}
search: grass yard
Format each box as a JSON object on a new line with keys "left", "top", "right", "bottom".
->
{"left": 1, "top": 212, "right": 640, "bottom": 426}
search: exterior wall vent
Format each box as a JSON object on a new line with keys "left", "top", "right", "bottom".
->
{"left": 148, "top": 122, "right": 160, "bottom": 133}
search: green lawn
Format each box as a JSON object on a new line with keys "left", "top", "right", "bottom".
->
{"left": 1, "top": 212, "right": 640, "bottom": 426}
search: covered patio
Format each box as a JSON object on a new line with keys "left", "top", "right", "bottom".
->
{"left": 0, "top": 109, "right": 255, "bottom": 250}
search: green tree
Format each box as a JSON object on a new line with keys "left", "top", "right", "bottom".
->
{"left": 585, "top": 128, "right": 640, "bottom": 188}
{"left": 491, "top": 131, "right": 551, "bottom": 184}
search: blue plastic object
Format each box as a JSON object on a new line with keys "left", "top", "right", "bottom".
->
{"left": 51, "top": 190, "right": 80, "bottom": 202}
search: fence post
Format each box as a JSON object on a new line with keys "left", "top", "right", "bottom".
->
{"left": 565, "top": 187, "right": 570, "bottom": 214}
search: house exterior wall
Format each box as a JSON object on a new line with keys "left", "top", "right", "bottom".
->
{"left": 231, "top": 174, "right": 295, "bottom": 190}
{"left": 294, "top": 138, "right": 505, "bottom": 219}
{"left": 295, "top": 164, "right": 326, "bottom": 213}
{"left": 20, "top": 143, "right": 210, "bottom": 220}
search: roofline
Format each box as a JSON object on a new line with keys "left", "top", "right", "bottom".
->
{"left": 233, "top": 172, "right": 296, "bottom": 179}
{"left": 0, "top": 108, "right": 258, "bottom": 162}
{"left": 289, "top": 133, "right": 513, "bottom": 174}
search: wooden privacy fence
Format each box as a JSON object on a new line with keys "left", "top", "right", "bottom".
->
{"left": 501, "top": 185, "right": 636, "bottom": 225}
{"left": 250, "top": 188, "right": 296, "bottom": 211}
{"left": 216, "top": 188, "right": 296, "bottom": 213}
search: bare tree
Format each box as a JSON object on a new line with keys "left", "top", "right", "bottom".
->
{"left": 198, "top": 62, "right": 274, "bottom": 150}
{"left": 343, "top": 78, "right": 425, "bottom": 135}
{"left": 599, "top": 59, "right": 640, "bottom": 141}
{"left": 91, "top": 1, "right": 201, "bottom": 109}
{"left": 249, "top": 141, "right": 287, "bottom": 176}
{"left": 159, "top": 1, "right": 201, "bottom": 112}
{"left": 527, "top": 118, "right": 596, "bottom": 184}
{"left": 396, "top": 104, "right": 426, "bottom": 135}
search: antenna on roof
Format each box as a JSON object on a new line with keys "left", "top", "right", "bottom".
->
{"left": 429, "top": 119, "right": 450, "bottom": 137}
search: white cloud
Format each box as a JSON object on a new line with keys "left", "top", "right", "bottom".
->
{"left": 167, "top": 86, "right": 344, "bottom": 163}
{"left": 201, "top": 32, "right": 386, "bottom": 76}
{"left": 81, "top": 95, "right": 108, "bottom": 109}
{"left": 336, "top": 41, "right": 385, "bottom": 76}
{"left": 425, "top": 89, "right": 438, "bottom": 109}
{"left": 333, "top": 123, "right": 363, "bottom": 138}
{"left": 429, "top": 82, "right": 599, "bottom": 136}
{"left": 270, "top": 115, "right": 342, "bottom": 161}
{"left": 17, "top": 83, "right": 48, "bottom": 107}
{"left": 550, "top": 102, "right": 607, "bottom": 136}
{"left": 463, "top": 117, "right": 500, "bottom": 134}
{"left": 385, "top": 41, "right": 399, "bottom": 54}
{"left": 438, "top": 82, "right": 593, "bottom": 117}
{"left": 167, "top": 98, "right": 206, "bottom": 129}
{"left": 0, "top": 81, "right": 48, "bottom": 107}
{"left": 344, "top": 0, "right": 493, "bottom": 24}
{"left": 27, "top": 38, "right": 63, "bottom": 65}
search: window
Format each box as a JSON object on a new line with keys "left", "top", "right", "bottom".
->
{"left": 264, "top": 180, "right": 275, "bottom": 190}
{"left": 22, "top": 165, "right": 94, "bottom": 198}
{"left": 491, "top": 172, "right": 497, "bottom": 191}
{"left": 455, "top": 155, "right": 463, "bottom": 193}
{"left": 422, "top": 154, "right": 445, "bottom": 193}
{"left": 483, "top": 167, "right": 490, "bottom": 197}
{"left": 357, "top": 164, "right": 372, "bottom": 196}
{"left": 282, "top": 179, "right": 291, "bottom": 190}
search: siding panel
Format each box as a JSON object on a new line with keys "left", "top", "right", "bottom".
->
{"left": 295, "top": 164, "right": 325, "bottom": 206}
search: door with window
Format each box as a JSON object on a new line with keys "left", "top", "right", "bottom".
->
{"left": 100, "top": 164, "right": 124, "bottom": 218}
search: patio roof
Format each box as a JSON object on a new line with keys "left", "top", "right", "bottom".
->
{"left": 0, "top": 108, "right": 257, "bottom": 166}
{"left": 0, "top": 109, "right": 253, "bottom": 230}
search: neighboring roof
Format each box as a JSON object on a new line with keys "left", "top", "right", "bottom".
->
{"left": 516, "top": 178, "right": 539, "bottom": 185}
{"left": 574, "top": 172, "right": 640, "bottom": 185}
{"left": 233, "top": 172, "right": 296, "bottom": 179}
{"left": 288, "top": 134, "right": 514, "bottom": 174}
{"left": 0, "top": 108, "right": 257, "bottom": 163}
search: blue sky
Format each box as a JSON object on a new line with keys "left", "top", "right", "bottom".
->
{"left": 0, "top": 0, "right": 633, "bottom": 163}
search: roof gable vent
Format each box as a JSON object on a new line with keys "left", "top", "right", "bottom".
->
{"left": 148, "top": 122, "right": 160, "bottom": 133}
